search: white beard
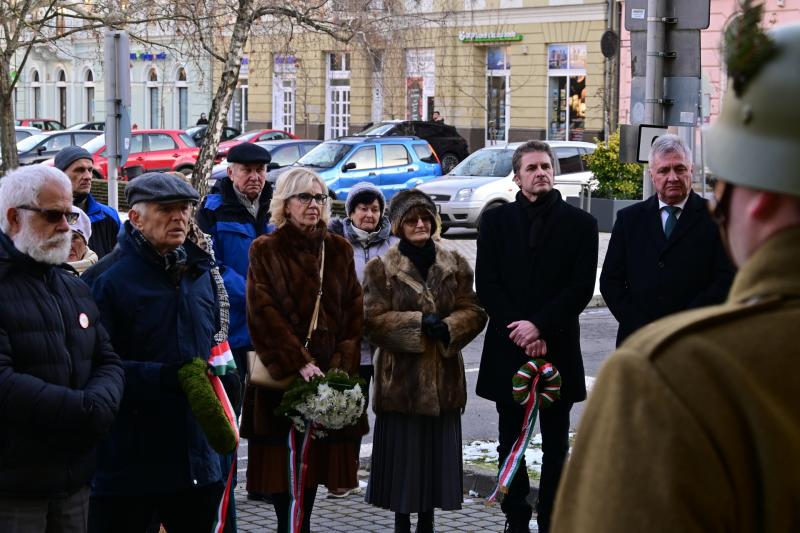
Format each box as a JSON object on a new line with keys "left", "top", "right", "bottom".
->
{"left": 12, "top": 224, "right": 72, "bottom": 265}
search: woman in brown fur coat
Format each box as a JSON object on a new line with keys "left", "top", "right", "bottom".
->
{"left": 241, "top": 167, "right": 365, "bottom": 533}
{"left": 363, "top": 189, "right": 487, "bottom": 533}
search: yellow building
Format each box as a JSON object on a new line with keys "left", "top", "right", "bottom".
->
{"left": 239, "top": 0, "right": 608, "bottom": 151}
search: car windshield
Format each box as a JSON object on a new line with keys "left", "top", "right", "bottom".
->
{"left": 16, "top": 133, "right": 48, "bottom": 151}
{"left": 82, "top": 135, "right": 106, "bottom": 153}
{"left": 234, "top": 131, "right": 262, "bottom": 142}
{"left": 185, "top": 126, "right": 203, "bottom": 136}
{"left": 296, "top": 142, "right": 351, "bottom": 168}
{"left": 357, "top": 123, "right": 396, "bottom": 136}
{"left": 450, "top": 148, "right": 514, "bottom": 177}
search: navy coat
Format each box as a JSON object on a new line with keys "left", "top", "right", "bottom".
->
{"left": 82, "top": 223, "right": 222, "bottom": 495}
{"left": 600, "top": 192, "right": 735, "bottom": 345}
{"left": 0, "top": 230, "right": 124, "bottom": 497}
{"left": 475, "top": 198, "right": 598, "bottom": 405}
{"left": 81, "top": 193, "right": 121, "bottom": 259}
{"left": 196, "top": 177, "right": 272, "bottom": 350}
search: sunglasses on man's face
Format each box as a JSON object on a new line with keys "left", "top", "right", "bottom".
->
{"left": 17, "top": 205, "right": 79, "bottom": 224}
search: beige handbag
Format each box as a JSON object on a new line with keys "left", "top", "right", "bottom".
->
{"left": 247, "top": 241, "right": 326, "bottom": 390}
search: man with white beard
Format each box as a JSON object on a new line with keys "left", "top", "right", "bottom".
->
{"left": 0, "top": 165, "right": 124, "bottom": 532}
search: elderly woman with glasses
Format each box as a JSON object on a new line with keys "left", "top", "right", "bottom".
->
{"left": 240, "top": 167, "right": 365, "bottom": 533}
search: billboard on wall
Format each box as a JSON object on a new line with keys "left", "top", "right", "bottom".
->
{"left": 406, "top": 77, "right": 423, "bottom": 120}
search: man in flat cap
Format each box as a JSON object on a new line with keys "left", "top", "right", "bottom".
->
{"left": 196, "top": 142, "right": 272, "bottom": 380}
{"left": 83, "top": 173, "right": 226, "bottom": 531}
{"left": 552, "top": 9, "right": 800, "bottom": 533}
{"left": 54, "top": 146, "right": 121, "bottom": 258}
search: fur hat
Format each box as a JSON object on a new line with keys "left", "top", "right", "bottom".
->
{"left": 345, "top": 181, "right": 386, "bottom": 217}
{"left": 388, "top": 189, "right": 438, "bottom": 236}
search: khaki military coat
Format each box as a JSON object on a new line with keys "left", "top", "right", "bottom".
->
{"left": 552, "top": 227, "right": 800, "bottom": 533}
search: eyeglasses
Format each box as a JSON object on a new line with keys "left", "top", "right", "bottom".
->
{"left": 17, "top": 206, "right": 79, "bottom": 224}
{"left": 294, "top": 193, "right": 328, "bottom": 205}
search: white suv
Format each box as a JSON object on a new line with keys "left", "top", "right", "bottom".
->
{"left": 416, "top": 141, "right": 594, "bottom": 231}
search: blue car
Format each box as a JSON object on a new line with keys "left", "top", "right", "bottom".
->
{"left": 270, "top": 136, "right": 442, "bottom": 200}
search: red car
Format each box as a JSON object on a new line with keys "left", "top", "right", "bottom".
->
{"left": 82, "top": 129, "right": 200, "bottom": 179}
{"left": 15, "top": 118, "right": 65, "bottom": 131}
{"left": 216, "top": 129, "right": 297, "bottom": 161}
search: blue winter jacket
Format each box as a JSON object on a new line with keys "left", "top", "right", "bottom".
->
{"left": 195, "top": 177, "right": 272, "bottom": 350}
{"left": 82, "top": 223, "right": 223, "bottom": 495}
{"left": 82, "top": 193, "right": 121, "bottom": 259}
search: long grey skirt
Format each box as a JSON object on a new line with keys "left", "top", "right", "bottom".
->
{"left": 365, "top": 411, "right": 463, "bottom": 514}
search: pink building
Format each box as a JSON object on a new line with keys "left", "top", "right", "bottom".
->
{"left": 618, "top": 0, "right": 800, "bottom": 127}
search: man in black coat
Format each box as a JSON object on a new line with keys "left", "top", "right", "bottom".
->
{"left": 600, "top": 134, "right": 734, "bottom": 346}
{"left": 0, "top": 165, "right": 124, "bottom": 532}
{"left": 476, "top": 140, "right": 598, "bottom": 533}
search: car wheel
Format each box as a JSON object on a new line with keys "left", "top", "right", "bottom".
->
{"left": 178, "top": 166, "right": 194, "bottom": 176}
{"left": 477, "top": 201, "right": 504, "bottom": 230}
{"left": 440, "top": 153, "right": 460, "bottom": 174}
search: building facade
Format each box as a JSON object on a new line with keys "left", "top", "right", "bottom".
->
{"left": 240, "top": 0, "right": 608, "bottom": 151}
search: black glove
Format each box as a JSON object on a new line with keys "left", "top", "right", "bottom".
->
{"left": 421, "top": 313, "right": 451, "bottom": 347}
{"left": 219, "top": 371, "right": 242, "bottom": 412}
{"left": 160, "top": 360, "right": 190, "bottom": 391}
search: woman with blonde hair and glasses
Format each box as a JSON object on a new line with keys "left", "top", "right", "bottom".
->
{"left": 240, "top": 167, "right": 366, "bottom": 532}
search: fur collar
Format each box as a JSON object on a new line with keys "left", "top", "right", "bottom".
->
{"left": 380, "top": 242, "right": 460, "bottom": 289}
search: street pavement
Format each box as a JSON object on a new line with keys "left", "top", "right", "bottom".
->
{"left": 235, "top": 229, "right": 619, "bottom": 531}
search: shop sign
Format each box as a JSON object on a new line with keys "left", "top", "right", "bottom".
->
{"left": 129, "top": 51, "right": 168, "bottom": 60}
{"left": 459, "top": 32, "right": 522, "bottom": 43}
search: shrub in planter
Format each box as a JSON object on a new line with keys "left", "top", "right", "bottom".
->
{"left": 584, "top": 131, "right": 644, "bottom": 200}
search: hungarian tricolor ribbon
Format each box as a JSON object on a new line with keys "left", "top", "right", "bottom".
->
{"left": 208, "top": 340, "right": 239, "bottom": 533}
{"left": 487, "top": 358, "right": 561, "bottom": 504}
{"left": 288, "top": 423, "right": 314, "bottom": 533}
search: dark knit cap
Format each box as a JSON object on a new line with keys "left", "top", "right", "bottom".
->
{"left": 388, "top": 189, "right": 438, "bottom": 236}
{"left": 345, "top": 181, "right": 386, "bottom": 216}
{"left": 54, "top": 146, "right": 93, "bottom": 171}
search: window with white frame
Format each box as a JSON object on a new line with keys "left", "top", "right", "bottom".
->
{"left": 176, "top": 67, "right": 188, "bottom": 129}
{"left": 30, "top": 70, "right": 42, "bottom": 117}
{"left": 273, "top": 55, "right": 296, "bottom": 134}
{"left": 406, "top": 49, "right": 435, "bottom": 121}
{"left": 547, "top": 43, "right": 587, "bottom": 141}
{"left": 486, "top": 46, "right": 510, "bottom": 144}
{"left": 228, "top": 57, "right": 248, "bottom": 131}
{"left": 147, "top": 68, "right": 160, "bottom": 129}
{"left": 84, "top": 70, "right": 95, "bottom": 122}
{"left": 56, "top": 69, "right": 67, "bottom": 126}
{"left": 325, "top": 52, "right": 351, "bottom": 139}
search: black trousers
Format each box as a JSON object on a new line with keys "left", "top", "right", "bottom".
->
{"left": 0, "top": 486, "right": 90, "bottom": 533}
{"left": 88, "top": 483, "right": 224, "bottom": 533}
{"left": 496, "top": 399, "right": 573, "bottom": 533}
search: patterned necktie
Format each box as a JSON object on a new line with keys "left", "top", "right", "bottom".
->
{"left": 663, "top": 205, "right": 680, "bottom": 239}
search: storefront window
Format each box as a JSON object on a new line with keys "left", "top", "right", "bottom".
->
{"left": 547, "top": 43, "right": 587, "bottom": 141}
{"left": 486, "top": 46, "right": 510, "bottom": 144}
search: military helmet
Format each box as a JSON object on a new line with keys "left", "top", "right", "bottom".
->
{"left": 705, "top": 23, "right": 800, "bottom": 196}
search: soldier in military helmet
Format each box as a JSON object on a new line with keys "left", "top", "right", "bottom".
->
{"left": 551, "top": 7, "right": 800, "bottom": 533}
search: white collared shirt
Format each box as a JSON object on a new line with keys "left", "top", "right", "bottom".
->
{"left": 658, "top": 196, "right": 689, "bottom": 231}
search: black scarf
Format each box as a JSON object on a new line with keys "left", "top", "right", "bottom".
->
{"left": 399, "top": 238, "right": 436, "bottom": 281}
{"left": 130, "top": 227, "right": 188, "bottom": 284}
{"left": 517, "top": 188, "right": 561, "bottom": 250}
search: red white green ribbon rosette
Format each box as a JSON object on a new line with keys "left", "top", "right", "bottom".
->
{"left": 488, "top": 358, "right": 562, "bottom": 503}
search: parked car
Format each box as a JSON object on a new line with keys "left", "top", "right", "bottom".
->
{"left": 416, "top": 141, "right": 595, "bottom": 231}
{"left": 215, "top": 129, "right": 298, "bottom": 160}
{"left": 14, "top": 118, "right": 65, "bottom": 131}
{"left": 82, "top": 129, "right": 200, "bottom": 179}
{"left": 67, "top": 121, "right": 105, "bottom": 131}
{"left": 185, "top": 125, "right": 240, "bottom": 146}
{"left": 16, "top": 130, "right": 103, "bottom": 166}
{"left": 271, "top": 136, "right": 442, "bottom": 200}
{"left": 15, "top": 126, "right": 41, "bottom": 142}
{"left": 209, "top": 139, "right": 321, "bottom": 186}
{"left": 355, "top": 120, "right": 469, "bottom": 174}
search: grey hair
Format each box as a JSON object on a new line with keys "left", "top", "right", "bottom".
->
{"left": 269, "top": 167, "right": 331, "bottom": 228}
{"left": 0, "top": 165, "right": 72, "bottom": 233}
{"left": 129, "top": 202, "right": 150, "bottom": 217}
{"left": 649, "top": 134, "right": 692, "bottom": 167}
{"left": 512, "top": 140, "right": 556, "bottom": 176}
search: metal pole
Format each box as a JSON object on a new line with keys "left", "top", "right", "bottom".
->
{"left": 643, "top": 0, "right": 665, "bottom": 199}
{"left": 107, "top": 34, "right": 119, "bottom": 211}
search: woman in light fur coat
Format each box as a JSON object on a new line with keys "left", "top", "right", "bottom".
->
{"left": 363, "top": 189, "right": 487, "bottom": 533}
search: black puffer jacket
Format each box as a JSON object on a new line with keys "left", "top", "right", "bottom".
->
{"left": 0, "top": 230, "right": 124, "bottom": 498}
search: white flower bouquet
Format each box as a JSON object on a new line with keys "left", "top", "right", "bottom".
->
{"left": 276, "top": 369, "right": 366, "bottom": 437}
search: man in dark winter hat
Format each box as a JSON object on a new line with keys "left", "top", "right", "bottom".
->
{"left": 553, "top": 9, "right": 800, "bottom": 533}
{"left": 54, "top": 145, "right": 121, "bottom": 258}
{"left": 475, "top": 140, "right": 598, "bottom": 533}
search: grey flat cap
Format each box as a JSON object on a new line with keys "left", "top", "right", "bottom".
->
{"left": 125, "top": 172, "right": 200, "bottom": 206}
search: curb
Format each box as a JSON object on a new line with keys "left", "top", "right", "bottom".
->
{"left": 359, "top": 458, "right": 539, "bottom": 502}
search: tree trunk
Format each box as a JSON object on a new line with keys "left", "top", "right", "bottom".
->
{"left": 0, "top": 54, "right": 20, "bottom": 174}
{"left": 190, "top": 0, "right": 255, "bottom": 197}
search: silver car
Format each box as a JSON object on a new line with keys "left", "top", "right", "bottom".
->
{"left": 416, "top": 141, "right": 595, "bottom": 231}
